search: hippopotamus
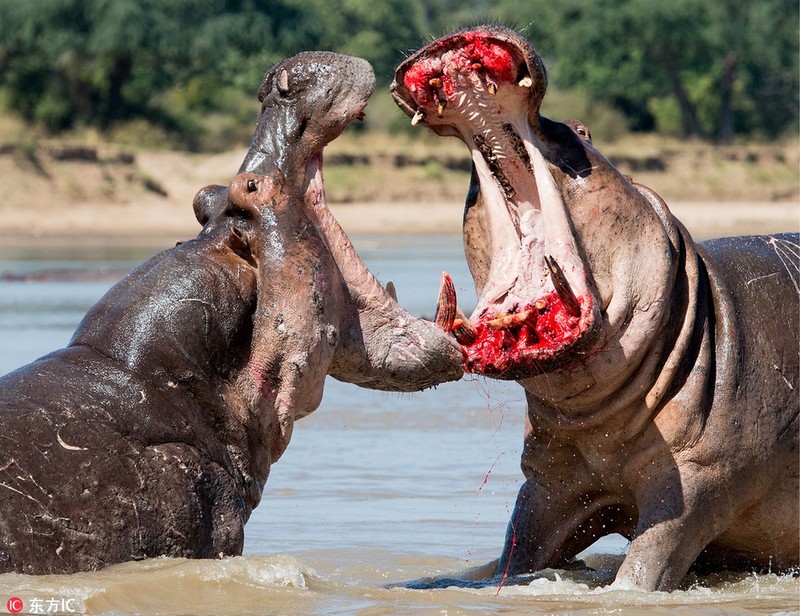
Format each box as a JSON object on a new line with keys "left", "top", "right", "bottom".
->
{"left": 0, "top": 52, "right": 462, "bottom": 575}
{"left": 391, "top": 25, "right": 799, "bottom": 591}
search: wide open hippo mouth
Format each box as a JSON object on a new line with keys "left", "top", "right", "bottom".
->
{"left": 392, "top": 26, "right": 597, "bottom": 378}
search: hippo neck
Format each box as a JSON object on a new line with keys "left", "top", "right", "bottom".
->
{"left": 74, "top": 244, "right": 253, "bottom": 381}
{"left": 518, "top": 192, "right": 715, "bottom": 441}
{"left": 71, "top": 240, "right": 263, "bottom": 460}
{"left": 71, "top": 240, "right": 276, "bottom": 504}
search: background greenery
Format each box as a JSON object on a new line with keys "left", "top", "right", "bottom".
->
{"left": 0, "top": 0, "right": 796, "bottom": 150}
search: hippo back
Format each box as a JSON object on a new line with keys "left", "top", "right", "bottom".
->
{"left": 700, "top": 232, "right": 799, "bottom": 426}
{"left": 0, "top": 238, "right": 257, "bottom": 574}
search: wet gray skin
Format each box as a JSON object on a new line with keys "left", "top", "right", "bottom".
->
{"left": 0, "top": 52, "right": 461, "bottom": 575}
{"left": 196, "top": 51, "right": 463, "bottom": 391}
{"left": 392, "top": 25, "right": 799, "bottom": 591}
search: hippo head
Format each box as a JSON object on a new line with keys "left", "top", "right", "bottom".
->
{"left": 392, "top": 26, "right": 677, "bottom": 389}
{"left": 195, "top": 52, "right": 463, "bottom": 398}
{"left": 194, "top": 51, "right": 373, "bottom": 224}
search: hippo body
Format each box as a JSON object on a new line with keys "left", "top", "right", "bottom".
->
{"left": 511, "top": 228, "right": 799, "bottom": 589}
{"left": 0, "top": 234, "right": 258, "bottom": 572}
{"left": 0, "top": 52, "right": 461, "bottom": 575}
{"left": 392, "top": 25, "right": 799, "bottom": 590}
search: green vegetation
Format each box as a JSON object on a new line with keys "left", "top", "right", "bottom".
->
{"left": 0, "top": 0, "right": 796, "bottom": 149}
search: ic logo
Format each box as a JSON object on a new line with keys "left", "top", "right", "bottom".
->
{"left": 6, "top": 597, "right": 23, "bottom": 614}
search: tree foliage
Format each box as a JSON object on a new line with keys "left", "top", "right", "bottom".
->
{"left": 0, "top": 0, "right": 795, "bottom": 142}
{"left": 493, "top": 0, "right": 798, "bottom": 141}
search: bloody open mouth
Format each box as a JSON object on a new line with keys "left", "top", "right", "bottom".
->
{"left": 393, "top": 26, "right": 597, "bottom": 378}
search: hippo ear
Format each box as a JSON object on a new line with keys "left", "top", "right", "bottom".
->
{"left": 228, "top": 225, "right": 256, "bottom": 267}
{"left": 193, "top": 185, "right": 229, "bottom": 226}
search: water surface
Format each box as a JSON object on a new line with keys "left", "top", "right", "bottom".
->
{"left": 0, "top": 235, "right": 796, "bottom": 615}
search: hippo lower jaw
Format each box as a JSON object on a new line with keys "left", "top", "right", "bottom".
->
{"left": 394, "top": 29, "right": 597, "bottom": 378}
{"left": 302, "top": 144, "right": 464, "bottom": 391}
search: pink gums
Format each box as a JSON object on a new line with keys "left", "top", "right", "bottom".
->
{"left": 464, "top": 292, "right": 591, "bottom": 375}
{"left": 402, "top": 33, "right": 517, "bottom": 108}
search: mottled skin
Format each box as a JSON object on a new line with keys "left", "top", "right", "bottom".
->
{"left": 392, "top": 25, "right": 799, "bottom": 590}
{"left": 0, "top": 53, "right": 461, "bottom": 575}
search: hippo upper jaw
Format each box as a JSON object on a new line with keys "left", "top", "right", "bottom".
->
{"left": 256, "top": 53, "right": 463, "bottom": 391}
{"left": 239, "top": 51, "right": 374, "bottom": 182}
{"left": 392, "top": 26, "right": 599, "bottom": 379}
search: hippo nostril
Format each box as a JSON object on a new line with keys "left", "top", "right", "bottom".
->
{"left": 246, "top": 179, "right": 257, "bottom": 193}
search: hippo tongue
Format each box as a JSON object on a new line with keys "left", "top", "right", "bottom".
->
{"left": 395, "top": 29, "right": 595, "bottom": 377}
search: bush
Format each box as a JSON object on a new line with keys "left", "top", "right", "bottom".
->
{"left": 540, "top": 88, "right": 631, "bottom": 143}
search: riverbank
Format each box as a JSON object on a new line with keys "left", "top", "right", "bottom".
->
{"left": 0, "top": 132, "right": 797, "bottom": 243}
{"left": 0, "top": 197, "right": 796, "bottom": 248}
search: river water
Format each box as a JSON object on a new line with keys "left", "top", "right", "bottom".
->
{"left": 0, "top": 234, "right": 796, "bottom": 615}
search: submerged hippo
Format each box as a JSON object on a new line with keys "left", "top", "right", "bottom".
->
{"left": 0, "top": 52, "right": 461, "bottom": 575}
{"left": 392, "top": 25, "right": 799, "bottom": 590}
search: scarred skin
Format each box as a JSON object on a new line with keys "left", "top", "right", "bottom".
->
{"left": 392, "top": 25, "right": 799, "bottom": 591}
{"left": 0, "top": 52, "right": 462, "bottom": 575}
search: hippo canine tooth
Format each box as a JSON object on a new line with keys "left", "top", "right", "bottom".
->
{"left": 544, "top": 255, "right": 581, "bottom": 317}
{"left": 451, "top": 308, "right": 478, "bottom": 345}
{"left": 434, "top": 272, "right": 457, "bottom": 331}
{"left": 434, "top": 273, "right": 477, "bottom": 344}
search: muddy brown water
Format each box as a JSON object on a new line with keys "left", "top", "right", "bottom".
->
{"left": 0, "top": 234, "right": 797, "bottom": 615}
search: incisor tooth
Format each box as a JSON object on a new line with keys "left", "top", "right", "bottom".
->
{"left": 411, "top": 109, "right": 424, "bottom": 126}
{"left": 518, "top": 76, "right": 533, "bottom": 88}
{"left": 452, "top": 307, "right": 477, "bottom": 345}
{"left": 486, "top": 310, "right": 534, "bottom": 331}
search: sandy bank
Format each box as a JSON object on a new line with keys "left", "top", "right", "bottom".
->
{"left": 0, "top": 145, "right": 796, "bottom": 247}
{"left": 0, "top": 198, "right": 796, "bottom": 249}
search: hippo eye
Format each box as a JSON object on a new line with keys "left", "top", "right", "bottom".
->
{"left": 247, "top": 178, "right": 257, "bottom": 192}
{"left": 277, "top": 69, "right": 290, "bottom": 95}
